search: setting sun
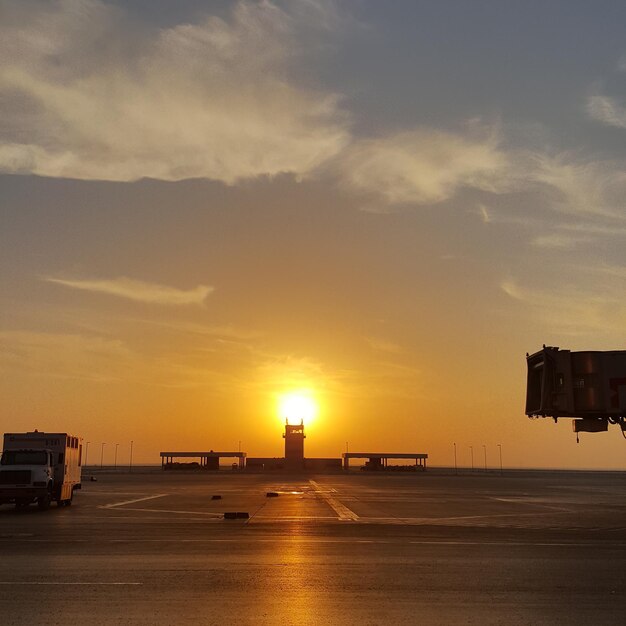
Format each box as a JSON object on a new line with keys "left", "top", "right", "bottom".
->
{"left": 278, "top": 392, "right": 318, "bottom": 425}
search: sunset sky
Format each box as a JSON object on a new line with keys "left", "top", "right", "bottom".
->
{"left": 2, "top": 0, "right": 626, "bottom": 468}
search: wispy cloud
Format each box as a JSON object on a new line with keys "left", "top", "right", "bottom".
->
{"left": 529, "top": 153, "right": 626, "bottom": 220}
{"left": 501, "top": 274, "right": 626, "bottom": 337}
{"left": 129, "top": 319, "right": 260, "bottom": 341}
{"left": 0, "top": 330, "right": 134, "bottom": 382}
{"left": 337, "top": 127, "right": 509, "bottom": 207}
{"left": 585, "top": 57, "right": 626, "bottom": 129}
{"left": 0, "top": 329, "right": 238, "bottom": 388}
{"left": 0, "top": 0, "right": 349, "bottom": 183}
{"left": 478, "top": 204, "right": 492, "bottom": 224}
{"left": 252, "top": 352, "right": 423, "bottom": 400}
{"left": 587, "top": 95, "right": 626, "bottom": 129}
{"left": 530, "top": 233, "right": 591, "bottom": 249}
{"left": 365, "top": 337, "right": 402, "bottom": 354}
{"left": 44, "top": 276, "right": 213, "bottom": 306}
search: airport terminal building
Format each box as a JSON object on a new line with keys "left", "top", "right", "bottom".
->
{"left": 160, "top": 420, "right": 427, "bottom": 472}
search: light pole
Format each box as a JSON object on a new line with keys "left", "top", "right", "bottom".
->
{"left": 114, "top": 443, "right": 119, "bottom": 469}
{"left": 498, "top": 444, "right": 503, "bottom": 474}
{"left": 483, "top": 445, "right": 487, "bottom": 471}
{"left": 470, "top": 446, "right": 474, "bottom": 471}
{"left": 453, "top": 442, "right": 457, "bottom": 475}
{"left": 129, "top": 440, "right": 134, "bottom": 472}
{"left": 85, "top": 441, "right": 90, "bottom": 468}
{"left": 100, "top": 442, "right": 106, "bottom": 469}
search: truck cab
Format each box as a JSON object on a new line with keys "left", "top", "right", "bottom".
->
{"left": 0, "top": 448, "right": 56, "bottom": 509}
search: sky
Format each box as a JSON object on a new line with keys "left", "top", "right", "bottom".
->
{"left": 1, "top": 0, "right": 626, "bottom": 468}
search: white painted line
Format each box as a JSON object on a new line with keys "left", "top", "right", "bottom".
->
{"left": 309, "top": 480, "right": 359, "bottom": 521}
{"left": 408, "top": 541, "right": 615, "bottom": 547}
{"left": 118, "top": 507, "right": 223, "bottom": 517}
{"left": 0, "top": 582, "right": 142, "bottom": 586}
{"left": 489, "top": 497, "right": 575, "bottom": 512}
{"left": 249, "top": 516, "right": 338, "bottom": 521}
{"left": 99, "top": 494, "right": 168, "bottom": 509}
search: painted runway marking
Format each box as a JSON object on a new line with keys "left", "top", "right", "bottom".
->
{"left": 2, "top": 537, "right": 625, "bottom": 547}
{"left": 116, "top": 507, "right": 223, "bottom": 517}
{"left": 490, "top": 497, "right": 575, "bottom": 512}
{"left": 249, "top": 516, "right": 338, "bottom": 522}
{"left": 309, "top": 480, "right": 359, "bottom": 521}
{"left": 99, "top": 494, "right": 168, "bottom": 509}
{"left": 0, "top": 582, "right": 142, "bottom": 586}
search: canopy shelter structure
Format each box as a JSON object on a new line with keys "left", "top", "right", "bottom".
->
{"left": 342, "top": 452, "right": 428, "bottom": 471}
{"left": 160, "top": 451, "right": 246, "bottom": 470}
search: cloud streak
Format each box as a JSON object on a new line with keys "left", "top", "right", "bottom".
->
{"left": 0, "top": 0, "right": 349, "bottom": 183}
{"left": 587, "top": 95, "right": 626, "bottom": 129}
{"left": 0, "top": 330, "right": 134, "bottom": 383}
{"left": 45, "top": 276, "right": 213, "bottom": 306}
{"left": 529, "top": 153, "right": 626, "bottom": 220}
{"left": 338, "top": 127, "right": 509, "bottom": 207}
{"left": 501, "top": 272, "right": 626, "bottom": 337}
{"left": 1, "top": 0, "right": 623, "bottom": 242}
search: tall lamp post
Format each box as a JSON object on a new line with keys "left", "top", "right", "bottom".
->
{"left": 85, "top": 441, "right": 90, "bottom": 468}
{"left": 469, "top": 446, "right": 474, "bottom": 471}
{"left": 498, "top": 443, "right": 503, "bottom": 474}
{"left": 100, "top": 442, "right": 106, "bottom": 469}
{"left": 129, "top": 440, "right": 134, "bottom": 473}
{"left": 453, "top": 442, "right": 457, "bottom": 475}
{"left": 483, "top": 445, "right": 487, "bottom": 472}
{"left": 114, "top": 443, "right": 119, "bottom": 469}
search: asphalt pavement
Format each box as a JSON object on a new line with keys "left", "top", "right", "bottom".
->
{"left": 1, "top": 469, "right": 626, "bottom": 625}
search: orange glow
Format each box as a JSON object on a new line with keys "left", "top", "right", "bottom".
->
{"left": 277, "top": 391, "right": 318, "bottom": 426}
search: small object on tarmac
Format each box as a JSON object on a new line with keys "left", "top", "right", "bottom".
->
{"left": 266, "top": 491, "right": 279, "bottom": 497}
{"left": 223, "top": 511, "right": 249, "bottom": 520}
{"left": 211, "top": 495, "right": 222, "bottom": 500}
{"left": 90, "top": 476, "right": 97, "bottom": 482}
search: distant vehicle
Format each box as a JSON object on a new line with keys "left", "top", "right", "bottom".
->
{"left": 0, "top": 431, "right": 83, "bottom": 509}
{"left": 526, "top": 346, "right": 626, "bottom": 439}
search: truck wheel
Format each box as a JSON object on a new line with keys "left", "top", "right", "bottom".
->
{"left": 37, "top": 495, "right": 50, "bottom": 510}
{"left": 37, "top": 488, "right": 52, "bottom": 511}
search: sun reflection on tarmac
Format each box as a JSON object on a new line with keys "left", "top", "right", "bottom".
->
{"left": 255, "top": 524, "right": 331, "bottom": 625}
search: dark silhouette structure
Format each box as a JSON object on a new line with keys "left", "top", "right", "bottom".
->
{"left": 160, "top": 418, "right": 426, "bottom": 472}
{"left": 342, "top": 452, "right": 427, "bottom": 471}
{"left": 160, "top": 451, "right": 246, "bottom": 470}
{"left": 526, "top": 346, "right": 626, "bottom": 440}
{"left": 283, "top": 419, "right": 305, "bottom": 469}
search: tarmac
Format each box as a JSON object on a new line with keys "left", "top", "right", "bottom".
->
{"left": 1, "top": 469, "right": 626, "bottom": 625}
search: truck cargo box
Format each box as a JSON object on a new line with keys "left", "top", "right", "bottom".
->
{"left": 526, "top": 347, "right": 626, "bottom": 419}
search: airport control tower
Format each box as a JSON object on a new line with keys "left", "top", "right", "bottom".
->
{"left": 283, "top": 419, "right": 305, "bottom": 469}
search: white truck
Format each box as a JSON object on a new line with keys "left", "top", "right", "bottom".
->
{"left": 0, "top": 431, "right": 83, "bottom": 510}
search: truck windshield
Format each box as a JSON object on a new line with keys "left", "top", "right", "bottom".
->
{"left": 0, "top": 450, "right": 48, "bottom": 465}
